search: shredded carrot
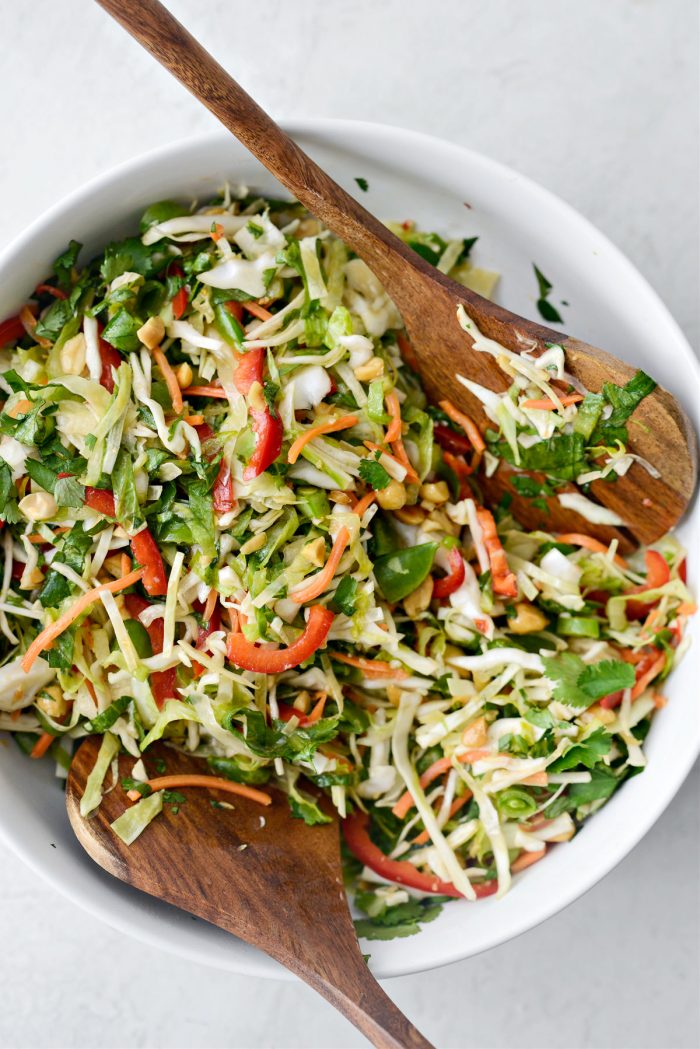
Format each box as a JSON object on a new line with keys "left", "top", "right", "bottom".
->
{"left": 19, "top": 305, "right": 50, "bottom": 348}
{"left": 384, "top": 391, "right": 403, "bottom": 443}
{"left": 631, "top": 651, "right": 665, "bottom": 700}
{"left": 287, "top": 415, "right": 358, "bottom": 465}
{"left": 396, "top": 331, "right": 420, "bottom": 371}
{"left": 210, "top": 222, "right": 225, "bottom": 242}
{"left": 30, "top": 732, "right": 54, "bottom": 759}
{"left": 389, "top": 434, "right": 420, "bottom": 485}
{"left": 305, "top": 693, "right": 327, "bottom": 724}
{"left": 184, "top": 414, "right": 204, "bottom": 425}
{"left": 412, "top": 794, "right": 473, "bottom": 845}
{"left": 86, "top": 680, "right": 99, "bottom": 706}
{"left": 362, "top": 441, "right": 419, "bottom": 484}
{"left": 521, "top": 394, "right": 584, "bottom": 411}
{"left": 393, "top": 754, "right": 475, "bottom": 820}
{"left": 120, "top": 553, "right": 132, "bottom": 576}
{"left": 521, "top": 771, "right": 549, "bottom": 786}
{"left": 21, "top": 568, "right": 144, "bottom": 673}
{"left": 35, "top": 283, "right": 67, "bottom": 300}
{"left": 203, "top": 587, "right": 218, "bottom": 624}
{"left": 511, "top": 848, "right": 546, "bottom": 872}
{"left": 152, "top": 346, "right": 183, "bottom": 414}
{"left": 245, "top": 302, "right": 273, "bottom": 322}
{"left": 475, "top": 507, "right": 518, "bottom": 598}
{"left": 127, "top": 774, "right": 271, "bottom": 807}
{"left": 182, "top": 385, "right": 229, "bottom": 399}
{"left": 331, "top": 652, "right": 409, "bottom": 680}
{"left": 677, "top": 601, "right": 697, "bottom": 616}
{"left": 352, "top": 491, "right": 376, "bottom": 518}
{"left": 7, "top": 398, "right": 33, "bottom": 419}
{"left": 439, "top": 400, "right": 486, "bottom": 453}
{"left": 291, "top": 526, "right": 350, "bottom": 603}
{"left": 556, "top": 533, "right": 628, "bottom": 570}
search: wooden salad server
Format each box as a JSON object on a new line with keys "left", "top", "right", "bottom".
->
{"left": 95, "top": 0, "right": 696, "bottom": 552}
{"left": 66, "top": 738, "right": 435, "bottom": 1049}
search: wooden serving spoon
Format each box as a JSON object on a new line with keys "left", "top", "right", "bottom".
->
{"left": 66, "top": 737, "right": 434, "bottom": 1049}
{"left": 95, "top": 0, "right": 696, "bottom": 553}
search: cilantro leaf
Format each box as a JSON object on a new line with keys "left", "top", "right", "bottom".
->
{"left": 54, "top": 475, "right": 85, "bottom": 509}
{"left": 354, "top": 177, "right": 369, "bottom": 192}
{"left": 359, "top": 457, "right": 391, "bottom": 490}
{"left": 52, "top": 240, "right": 82, "bottom": 287}
{"left": 542, "top": 651, "right": 589, "bottom": 707}
{"left": 101, "top": 309, "right": 141, "bottom": 353}
{"left": 549, "top": 727, "right": 613, "bottom": 773}
{"left": 288, "top": 793, "right": 331, "bottom": 826}
{"left": 544, "top": 764, "right": 620, "bottom": 815}
{"left": 577, "top": 659, "right": 635, "bottom": 700}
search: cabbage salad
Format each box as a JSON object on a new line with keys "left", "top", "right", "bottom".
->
{"left": 0, "top": 186, "right": 694, "bottom": 940}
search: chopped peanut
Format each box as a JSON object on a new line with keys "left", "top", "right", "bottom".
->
{"left": 376, "top": 480, "right": 406, "bottom": 510}
{"left": 353, "top": 357, "right": 384, "bottom": 382}
{"left": 175, "top": 362, "right": 193, "bottom": 388}
{"left": 137, "top": 316, "right": 165, "bottom": 350}
{"left": 292, "top": 690, "right": 311, "bottom": 713}
{"left": 462, "top": 716, "right": 488, "bottom": 747}
{"left": 36, "top": 685, "right": 67, "bottom": 720}
{"left": 247, "top": 380, "right": 267, "bottom": 413}
{"left": 329, "top": 490, "right": 353, "bottom": 505}
{"left": 60, "top": 333, "right": 87, "bottom": 375}
{"left": 507, "top": 602, "right": 548, "bottom": 634}
{"left": 394, "top": 505, "right": 426, "bottom": 526}
{"left": 403, "top": 576, "right": 434, "bottom": 617}
{"left": 420, "top": 481, "right": 450, "bottom": 505}
{"left": 386, "top": 685, "right": 404, "bottom": 707}
{"left": 301, "top": 537, "right": 326, "bottom": 567}
{"left": 7, "top": 398, "right": 33, "bottom": 419}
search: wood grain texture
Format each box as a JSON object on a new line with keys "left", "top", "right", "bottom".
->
{"left": 94, "top": 0, "right": 696, "bottom": 548}
{"left": 66, "top": 739, "right": 434, "bottom": 1049}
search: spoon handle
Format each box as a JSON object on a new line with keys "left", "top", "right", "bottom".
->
{"left": 95, "top": 0, "right": 434, "bottom": 306}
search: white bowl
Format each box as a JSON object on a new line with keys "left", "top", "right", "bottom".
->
{"left": 0, "top": 121, "right": 698, "bottom": 980}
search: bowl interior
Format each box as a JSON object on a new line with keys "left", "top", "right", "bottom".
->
{"left": 0, "top": 122, "right": 698, "bottom": 979}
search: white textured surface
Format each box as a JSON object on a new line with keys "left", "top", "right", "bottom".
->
{"left": 0, "top": 1, "right": 697, "bottom": 1047}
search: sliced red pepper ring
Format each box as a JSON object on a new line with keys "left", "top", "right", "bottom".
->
{"left": 226, "top": 605, "right": 335, "bottom": 673}
{"left": 130, "top": 527, "right": 168, "bottom": 597}
{"left": 342, "top": 810, "right": 498, "bottom": 899}
{"left": 432, "top": 547, "right": 466, "bottom": 600}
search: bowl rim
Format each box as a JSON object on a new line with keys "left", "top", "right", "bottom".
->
{"left": 0, "top": 118, "right": 698, "bottom": 980}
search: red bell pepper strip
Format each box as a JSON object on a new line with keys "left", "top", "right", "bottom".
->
{"left": 475, "top": 507, "right": 518, "bottom": 598}
{"left": 130, "top": 528, "right": 168, "bottom": 597}
{"left": 168, "top": 264, "right": 188, "bottom": 320}
{"left": 226, "top": 605, "right": 335, "bottom": 673}
{"left": 233, "top": 346, "right": 264, "bottom": 396}
{"left": 224, "top": 300, "right": 244, "bottom": 322}
{"left": 623, "top": 550, "right": 671, "bottom": 620}
{"left": 35, "top": 284, "right": 67, "bottom": 300}
{"left": 85, "top": 487, "right": 117, "bottom": 517}
{"left": 600, "top": 648, "right": 666, "bottom": 710}
{"left": 244, "top": 407, "right": 283, "bottom": 481}
{"left": 124, "top": 594, "right": 177, "bottom": 708}
{"left": 342, "top": 810, "right": 498, "bottom": 899}
{"left": 432, "top": 548, "right": 466, "bottom": 600}
{"left": 191, "top": 596, "right": 222, "bottom": 676}
{"left": 277, "top": 694, "right": 327, "bottom": 727}
{"left": 435, "top": 424, "right": 472, "bottom": 456}
{"left": 98, "top": 337, "right": 122, "bottom": 394}
{"left": 213, "top": 459, "right": 235, "bottom": 513}
{"left": 0, "top": 314, "right": 26, "bottom": 348}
